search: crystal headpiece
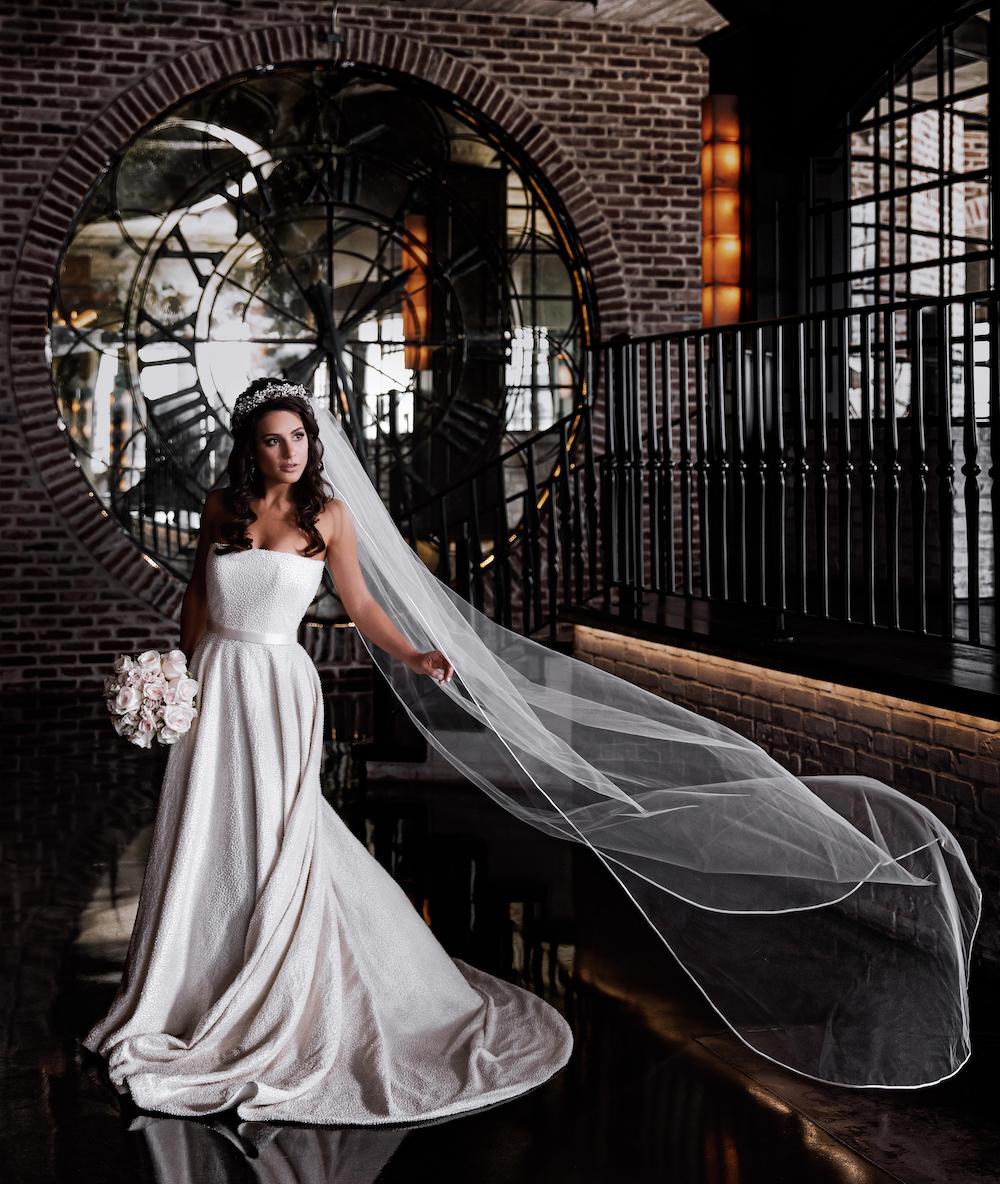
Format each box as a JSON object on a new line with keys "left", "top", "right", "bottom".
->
{"left": 229, "top": 380, "right": 314, "bottom": 433}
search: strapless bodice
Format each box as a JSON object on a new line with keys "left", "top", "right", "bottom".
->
{"left": 206, "top": 547, "right": 325, "bottom": 638}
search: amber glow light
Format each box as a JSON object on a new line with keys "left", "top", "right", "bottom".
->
{"left": 701, "top": 94, "right": 744, "bottom": 327}
{"left": 402, "top": 213, "right": 432, "bottom": 370}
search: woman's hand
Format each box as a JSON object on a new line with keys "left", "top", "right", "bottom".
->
{"left": 405, "top": 649, "right": 454, "bottom": 683}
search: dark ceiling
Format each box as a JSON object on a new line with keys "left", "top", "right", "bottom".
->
{"left": 701, "top": 0, "right": 978, "bottom": 154}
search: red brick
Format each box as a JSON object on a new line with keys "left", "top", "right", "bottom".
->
{"left": 932, "top": 721, "right": 982, "bottom": 755}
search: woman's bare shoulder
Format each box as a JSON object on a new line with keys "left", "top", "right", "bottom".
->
{"left": 199, "top": 489, "right": 229, "bottom": 544}
{"left": 320, "top": 496, "right": 347, "bottom": 542}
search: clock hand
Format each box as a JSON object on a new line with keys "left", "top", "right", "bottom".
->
{"left": 301, "top": 280, "right": 372, "bottom": 470}
{"left": 339, "top": 269, "right": 416, "bottom": 336}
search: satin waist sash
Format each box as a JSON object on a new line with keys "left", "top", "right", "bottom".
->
{"left": 206, "top": 619, "right": 299, "bottom": 646}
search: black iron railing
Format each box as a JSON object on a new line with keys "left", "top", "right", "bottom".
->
{"left": 399, "top": 353, "right": 602, "bottom": 639}
{"left": 410, "top": 289, "right": 998, "bottom": 650}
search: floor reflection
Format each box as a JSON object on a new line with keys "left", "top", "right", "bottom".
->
{"left": 2, "top": 690, "right": 998, "bottom": 1183}
{"left": 128, "top": 1115, "right": 409, "bottom": 1184}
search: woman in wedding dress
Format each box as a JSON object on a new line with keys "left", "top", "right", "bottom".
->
{"left": 87, "top": 376, "right": 980, "bottom": 1103}
{"left": 82, "top": 379, "right": 574, "bottom": 1124}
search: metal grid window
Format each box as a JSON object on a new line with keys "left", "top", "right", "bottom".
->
{"left": 810, "top": 3, "right": 993, "bottom": 312}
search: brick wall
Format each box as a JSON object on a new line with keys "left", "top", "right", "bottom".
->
{"left": 1, "top": 2, "right": 708, "bottom": 690}
{"left": 573, "top": 623, "right": 1000, "bottom": 969}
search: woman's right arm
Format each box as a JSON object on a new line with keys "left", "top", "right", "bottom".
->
{"left": 179, "top": 490, "right": 224, "bottom": 660}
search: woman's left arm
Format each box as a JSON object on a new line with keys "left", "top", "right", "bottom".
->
{"left": 321, "top": 499, "right": 453, "bottom": 683}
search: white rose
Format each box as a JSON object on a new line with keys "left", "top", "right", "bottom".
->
{"left": 132, "top": 729, "right": 154, "bottom": 749}
{"left": 162, "top": 681, "right": 179, "bottom": 704}
{"left": 163, "top": 704, "right": 196, "bottom": 734}
{"left": 175, "top": 677, "right": 199, "bottom": 704}
{"left": 126, "top": 668, "right": 144, "bottom": 686}
{"left": 143, "top": 680, "right": 166, "bottom": 701}
{"left": 161, "top": 650, "right": 188, "bottom": 679}
{"left": 113, "top": 653, "right": 134, "bottom": 674}
{"left": 114, "top": 684, "right": 142, "bottom": 714}
{"left": 136, "top": 650, "right": 161, "bottom": 670}
{"left": 159, "top": 726, "right": 182, "bottom": 745}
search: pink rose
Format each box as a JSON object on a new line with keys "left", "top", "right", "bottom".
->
{"left": 175, "top": 677, "right": 199, "bottom": 704}
{"left": 161, "top": 650, "right": 188, "bottom": 679}
{"left": 136, "top": 650, "right": 162, "bottom": 670}
{"left": 114, "top": 684, "right": 142, "bottom": 714}
{"left": 163, "top": 704, "right": 196, "bottom": 734}
{"left": 113, "top": 653, "right": 134, "bottom": 674}
{"left": 159, "top": 727, "right": 182, "bottom": 745}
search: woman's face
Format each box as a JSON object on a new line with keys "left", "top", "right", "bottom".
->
{"left": 254, "top": 409, "right": 309, "bottom": 486}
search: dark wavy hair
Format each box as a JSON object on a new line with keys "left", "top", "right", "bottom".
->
{"left": 214, "top": 379, "right": 332, "bottom": 558}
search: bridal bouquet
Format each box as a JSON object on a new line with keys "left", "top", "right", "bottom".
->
{"left": 104, "top": 649, "right": 200, "bottom": 748}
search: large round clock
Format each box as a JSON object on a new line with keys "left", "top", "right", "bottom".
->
{"left": 49, "top": 62, "right": 595, "bottom": 615}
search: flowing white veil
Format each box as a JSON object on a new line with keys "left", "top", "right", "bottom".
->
{"left": 312, "top": 401, "right": 980, "bottom": 1090}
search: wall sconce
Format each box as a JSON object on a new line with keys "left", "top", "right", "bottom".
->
{"left": 701, "top": 94, "right": 745, "bottom": 327}
{"left": 402, "top": 213, "right": 432, "bottom": 370}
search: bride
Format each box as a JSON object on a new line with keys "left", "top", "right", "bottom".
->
{"left": 82, "top": 378, "right": 574, "bottom": 1124}
{"left": 85, "top": 376, "right": 980, "bottom": 1110}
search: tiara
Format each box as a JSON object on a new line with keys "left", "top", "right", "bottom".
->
{"left": 229, "top": 380, "right": 314, "bottom": 432}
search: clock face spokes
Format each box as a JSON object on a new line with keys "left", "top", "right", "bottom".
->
{"left": 50, "top": 64, "right": 594, "bottom": 598}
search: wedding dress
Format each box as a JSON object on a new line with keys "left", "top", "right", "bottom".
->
{"left": 84, "top": 390, "right": 981, "bottom": 1097}
{"left": 82, "top": 545, "right": 573, "bottom": 1124}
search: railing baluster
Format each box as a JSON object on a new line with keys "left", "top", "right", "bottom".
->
{"left": 815, "top": 316, "right": 830, "bottom": 618}
{"left": 619, "top": 340, "right": 633, "bottom": 593}
{"left": 438, "top": 493, "right": 451, "bottom": 585}
{"left": 695, "top": 332, "right": 711, "bottom": 598}
{"left": 629, "top": 340, "right": 644, "bottom": 617}
{"left": 583, "top": 351, "right": 600, "bottom": 600}
{"left": 752, "top": 325, "right": 767, "bottom": 605}
{"left": 661, "top": 338, "right": 677, "bottom": 594}
{"left": 679, "top": 335, "right": 694, "bottom": 595}
{"left": 837, "top": 312, "right": 853, "bottom": 622}
{"left": 936, "top": 301, "right": 956, "bottom": 641}
{"left": 572, "top": 465, "right": 585, "bottom": 605}
{"left": 912, "top": 305, "right": 928, "bottom": 635}
{"left": 646, "top": 339, "right": 663, "bottom": 594}
{"left": 469, "top": 476, "right": 484, "bottom": 613}
{"left": 456, "top": 522, "right": 471, "bottom": 602}
{"left": 711, "top": 330, "right": 730, "bottom": 600}
{"left": 732, "top": 328, "right": 747, "bottom": 604}
{"left": 545, "top": 483, "right": 559, "bottom": 641}
{"left": 494, "top": 459, "right": 511, "bottom": 631}
{"left": 525, "top": 442, "right": 543, "bottom": 633}
{"left": 557, "top": 419, "right": 574, "bottom": 611}
{"left": 618, "top": 339, "right": 632, "bottom": 599}
{"left": 603, "top": 343, "right": 620, "bottom": 609}
{"left": 962, "top": 300, "right": 982, "bottom": 645}
{"left": 884, "top": 307, "right": 902, "bottom": 632}
{"left": 773, "top": 322, "right": 788, "bottom": 617}
{"left": 860, "top": 309, "right": 877, "bottom": 626}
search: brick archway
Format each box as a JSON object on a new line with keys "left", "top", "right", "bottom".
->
{"left": 10, "top": 23, "right": 628, "bottom": 610}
